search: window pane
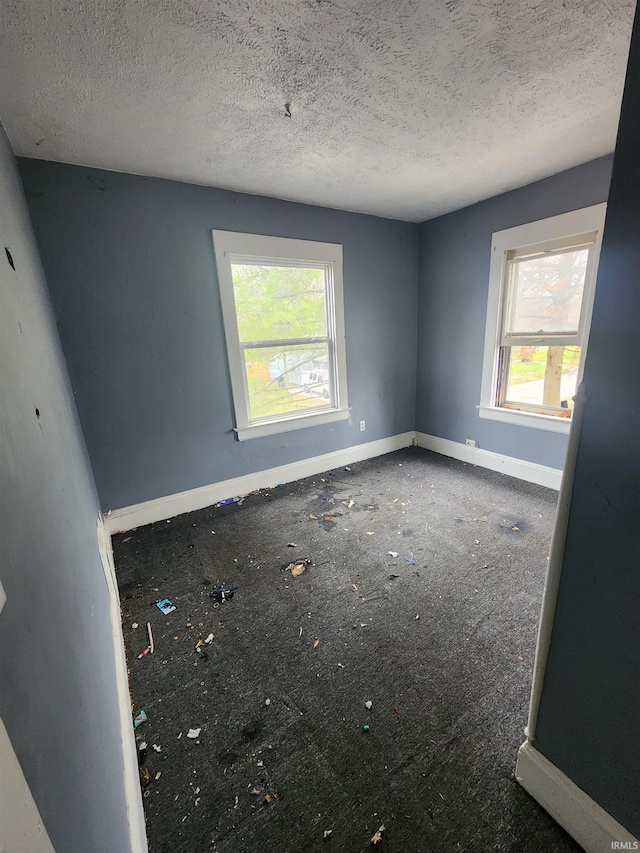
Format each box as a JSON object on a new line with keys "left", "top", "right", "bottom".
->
{"left": 506, "top": 248, "right": 589, "bottom": 335}
{"left": 231, "top": 264, "right": 327, "bottom": 342}
{"left": 244, "top": 343, "right": 332, "bottom": 420}
{"left": 503, "top": 345, "right": 580, "bottom": 415}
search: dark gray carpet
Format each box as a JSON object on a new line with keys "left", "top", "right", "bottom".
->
{"left": 113, "top": 447, "right": 580, "bottom": 853}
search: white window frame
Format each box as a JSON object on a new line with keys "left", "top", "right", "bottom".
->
{"left": 478, "top": 203, "right": 607, "bottom": 433}
{"left": 212, "top": 230, "right": 350, "bottom": 441}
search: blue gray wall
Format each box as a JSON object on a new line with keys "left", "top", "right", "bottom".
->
{"left": 533, "top": 9, "right": 640, "bottom": 835}
{"left": 416, "top": 155, "right": 613, "bottom": 471}
{"left": 0, "top": 126, "right": 131, "bottom": 851}
{"left": 18, "top": 161, "right": 419, "bottom": 511}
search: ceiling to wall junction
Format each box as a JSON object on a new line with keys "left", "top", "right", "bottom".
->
{"left": 0, "top": 0, "right": 635, "bottom": 221}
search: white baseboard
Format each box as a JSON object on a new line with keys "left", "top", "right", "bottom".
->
{"left": 97, "top": 517, "right": 148, "bottom": 853}
{"left": 416, "top": 432, "right": 562, "bottom": 490}
{"left": 104, "top": 432, "right": 415, "bottom": 533}
{"left": 516, "top": 741, "right": 638, "bottom": 851}
{"left": 105, "top": 430, "right": 563, "bottom": 533}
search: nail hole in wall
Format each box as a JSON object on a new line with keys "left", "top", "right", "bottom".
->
{"left": 5, "top": 248, "right": 15, "bottom": 270}
{"left": 35, "top": 408, "right": 41, "bottom": 420}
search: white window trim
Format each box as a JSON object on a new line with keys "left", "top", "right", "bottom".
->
{"left": 478, "top": 203, "right": 607, "bottom": 433}
{"left": 212, "top": 230, "right": 349, "bottom": 441}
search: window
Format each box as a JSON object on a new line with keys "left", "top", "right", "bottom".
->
{"left": 479, "top": 204, "right": 606, "bottom": 433}
{"left": 212, "top": 231, "right": 349, "bottom": 440}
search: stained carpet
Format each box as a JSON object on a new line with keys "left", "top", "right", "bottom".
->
{"left": 113, "top": 447, "right": 580, "bottom": 853}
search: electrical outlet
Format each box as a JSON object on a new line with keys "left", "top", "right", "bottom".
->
{"left": 465, "top": 438, "right": 477, "bottom": 447}
{"left": 359, "top": 420, "right": 366, "bottom": 431}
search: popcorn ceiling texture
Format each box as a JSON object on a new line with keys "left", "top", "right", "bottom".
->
{"left": 0, "top": 0, "right": 634, "bottom": 221}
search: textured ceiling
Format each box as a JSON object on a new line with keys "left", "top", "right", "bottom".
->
{"left": 0, "top": 0, "right": 635, "bottom": 221}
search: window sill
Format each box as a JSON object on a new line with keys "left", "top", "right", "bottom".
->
{"left": 235, "top": 407, "right": 351, "bottom": 441}
{"left": 477, "top": 405, "right": 572, "bottom": 434}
